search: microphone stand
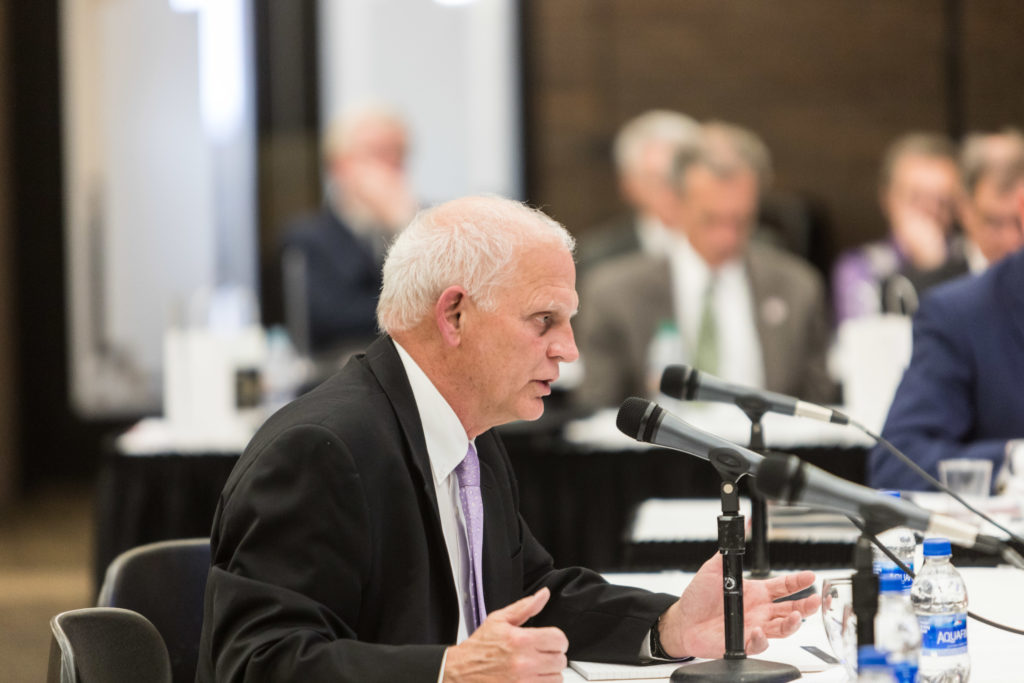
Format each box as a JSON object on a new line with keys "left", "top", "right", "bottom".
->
{"left": 851, "top": 534, "right": 878, "bottom": 659}
{"left": 671, "top": 448, "right": 799, "bottom": 683}
{"left": 738, "top": 403, "right": 771, "bottom": 578}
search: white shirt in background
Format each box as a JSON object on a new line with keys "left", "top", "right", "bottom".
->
{"left": 667, "top": 233, "right": 765, "bottom": 390}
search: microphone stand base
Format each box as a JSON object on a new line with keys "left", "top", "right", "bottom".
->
{"left": 670, "top": 657, "right": 800, "bottom": 683}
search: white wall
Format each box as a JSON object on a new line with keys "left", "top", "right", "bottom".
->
{"left": 62, "top": 0, "right": 256, "bottom": 416}
{"left": 319, "top": 0, "right": 522, "bottom": 205}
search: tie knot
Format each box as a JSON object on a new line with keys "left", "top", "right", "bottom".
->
{"left": 455, "top": 443, "right": 480, "bottom": 488}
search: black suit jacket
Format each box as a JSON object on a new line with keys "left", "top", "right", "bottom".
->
{"left": 281, "top": 207, "right": 383, "bottom": 354}
{"left": 196, "top": 337, "right": 677, "bottom": 682}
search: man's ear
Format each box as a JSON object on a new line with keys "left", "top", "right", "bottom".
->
{"left": 435, "top": 286, "right": 468, "bottom": 347}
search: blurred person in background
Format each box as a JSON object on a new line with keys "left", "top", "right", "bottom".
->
{"left": 958, "top": 129, "right": 1024, "bottom": 274}
{"left": 576, "top": 121, "right": 833, "bottom": 410}
{"left": 868, "top": 156, "right": 1024, "bottom": 491}
{"left": 576, "top": 110, "right": 701, "bottom": 277}
{"left": 832, "top": 133, "right": 963, "bottom": 324}
{"left": 281, "top": 104, "right": 418, "bottom": 359}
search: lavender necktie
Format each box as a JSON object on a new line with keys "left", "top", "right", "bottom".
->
{"left": 455, "top": 443, "right": 487, "bottom": 631}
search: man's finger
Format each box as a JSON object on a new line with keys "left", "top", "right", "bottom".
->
{"left": 745, "top": 626, "right": 768, "bottom": 655}
{"left": 532, "top": 650, "right": 568, "bottom": 674}
{"left": 491, "top": 587, "right": 551, "bottom": 627}
{"left": 763, "top": 610, "right": 805, "bottom": 639}
{"left": 775, "top": 592, "right": 821, "bottom": 619}
{"left": 764, "top": 570, "right": 817, "bottom": 601}
{"left": 524, "top": 626, "right": 569, "bottom": 653}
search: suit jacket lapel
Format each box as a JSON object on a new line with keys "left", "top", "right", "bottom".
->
{"left": 476, "top": 434, "right": 519, "bottom": 615}
{"left": 364, "top": 337, "right": 441, "bottom": 515}
{"left": 368, "top": 336, "right": 494, "bottom": 638}
{"left": 364, "top": 336, "right": 457, "bottom": 615}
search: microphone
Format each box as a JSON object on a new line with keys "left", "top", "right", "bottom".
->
{"left": 616, "top": 397, "right": 763, "bottom": 477}
{"left": 755, "top": 452, "right": 1004, "bottom": 554}
{"left": 660, "top": 365, "right": 849, "bottom": 425}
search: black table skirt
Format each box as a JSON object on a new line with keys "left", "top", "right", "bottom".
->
{"left": 93, "top": 449, "right": 239, "bottom": 594}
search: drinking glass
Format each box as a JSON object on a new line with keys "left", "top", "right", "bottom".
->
{"left": 939, "top": 458, "right": 992, "bottom": 500}
{"left": 821, "top": 575, "right": 857, "bottom": 680}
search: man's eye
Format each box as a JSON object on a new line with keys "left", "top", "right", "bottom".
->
{"left": 537, "top": 315, "right": 553, "bottom": 331}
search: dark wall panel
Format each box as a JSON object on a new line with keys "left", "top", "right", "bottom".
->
{"left": 962, "top": 2, "right": 1024, "bottom": 132}
{"left": 523, "top": 1, "right": 1002, "bottom": 266}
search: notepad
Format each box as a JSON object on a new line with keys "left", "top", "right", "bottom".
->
{"left": 568, "top": 660, "right": 692, "bottom": 681}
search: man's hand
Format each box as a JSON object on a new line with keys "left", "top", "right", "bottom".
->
{"left": 891, "top": 203, "right": 948, "bottom": 271}
{"left": 657, "top": 554, "right": 821, "bottom": 659}
{"left": 443, "top": 587, "right": 568, "bottom": 682}
{"left": 343, "top": 158, "right": 418, "bottom": 232}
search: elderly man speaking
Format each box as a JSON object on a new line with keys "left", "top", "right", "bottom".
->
{"left": 197, "top": 196, "right": 819, "bottom": 682}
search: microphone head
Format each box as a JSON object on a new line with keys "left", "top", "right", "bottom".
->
{"left": 753, "top": 453, "right": 804, "bottom": 502}
{"left": 659, "top": 365, "right": 696, "bottom": 399}
{"left": 616, "top": 397, "right": 660, "bottom": 442}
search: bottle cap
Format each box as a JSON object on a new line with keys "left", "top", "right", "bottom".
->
{"left": 857, "top": 644, "right": 888, "bottom": 669}
{"left": 923, "top": 537, "right": 952, "bottom": 557}
{"left": 878, "top": 571, "right": 907, "bottom": 592}
{"left": 880, "top": 489, "right": 901, "bottom": 499}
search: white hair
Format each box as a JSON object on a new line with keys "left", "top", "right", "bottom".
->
{"left": 377, "top": 196, "right": 575, "bottom": 334}
{"left": 612, "top": 110, "right": 701, "bottom": 175}
{"left": 673, "top": 120, "right": 774, "bottom": 192}
{"left": 322, "top": 101, "right": 407, "bottom": 164}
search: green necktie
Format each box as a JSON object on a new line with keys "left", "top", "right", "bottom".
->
{"left": 694, "top": 276, "right": 719, "bottom": 374}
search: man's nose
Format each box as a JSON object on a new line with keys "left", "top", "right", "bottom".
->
{"left": 550, "top": 326, "right": 579, "bottom": 363}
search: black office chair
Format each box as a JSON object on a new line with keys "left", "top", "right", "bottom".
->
{"left": 97, "top": 538, "right": 210, "bottom": 683}
{"left": 48, "top": 607, "right": 172, "bottom": 683}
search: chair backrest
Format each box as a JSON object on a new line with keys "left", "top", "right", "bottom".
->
{"left": 97, "top": 538, "right": 211, "bottom": 683}
{"left": 48, "top": 607, "right": 172, "bottom": 683}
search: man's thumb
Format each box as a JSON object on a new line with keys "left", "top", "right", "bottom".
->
{"left": 492, "top": 587, "right": 551, "bottom": 627}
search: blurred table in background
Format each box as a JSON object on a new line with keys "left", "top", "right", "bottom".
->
{"left": 94, "top": 404, "right": 872, "bottom": 589}
{"left": 92, "top": 419, "right": 247, "bottom": 593}
{"left": 624, "top": 499, "right": 862, "bottom": 571}
{"left": 493, "top": 403, "right": 870, "bottom": 572}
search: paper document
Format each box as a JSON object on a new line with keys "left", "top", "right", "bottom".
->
{"left": 569, "top": 641, "right": 837, "bottom": 680}
{"left": 568, "top": 660, "right": 692, "bottom": 680}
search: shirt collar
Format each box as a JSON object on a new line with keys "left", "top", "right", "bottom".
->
{"left": 668, "top": 231, "right": 744, "bottom": 285}
{"left": 393, "top": 341, "right": 471, "bottom": 487}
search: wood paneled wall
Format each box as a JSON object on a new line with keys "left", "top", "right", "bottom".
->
{"left": 0, "top": 0, "right": 17, "bottom": 507}
{"left": 522, "top": 0, "right": 1024, "bottom": 265}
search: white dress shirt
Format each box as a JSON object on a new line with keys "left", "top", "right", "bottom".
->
{"left": 637, "top": 214, "right": 673, "bottom": 256}
{"left": 667, "top": 233, "right": 765, "bottom": 390}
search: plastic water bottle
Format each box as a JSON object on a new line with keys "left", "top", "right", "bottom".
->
{"left": 857, "top": 644, "right": 897, "bottom": 682}
{"left": 911, "top": 538, "right": 969, "bottom": 682}
{"left": 875, "top": 571, "right": 920, "bottom": 683}
{"left": 873, "top": 491, "right": 916, "bottom": 594}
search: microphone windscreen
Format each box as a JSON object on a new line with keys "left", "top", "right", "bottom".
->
{"left": 616, "top": 397, "right": 653, "bottom": 440}
{"left": 659, "top": 365, "right": 688, "bottom": 398}
{"left": 753, "top": 453, "right": 801, "bottom": 501}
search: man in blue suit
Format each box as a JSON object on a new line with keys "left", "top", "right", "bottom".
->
{"left": 869, "top": 166, "right": 1024, "bottom": 490}
{"left": 282, "top": 105, "right": 418, "bottom": 357}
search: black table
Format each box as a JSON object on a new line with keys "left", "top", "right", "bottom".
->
{"left": 93, "top": 448, "right": 238, "bottom": 594}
